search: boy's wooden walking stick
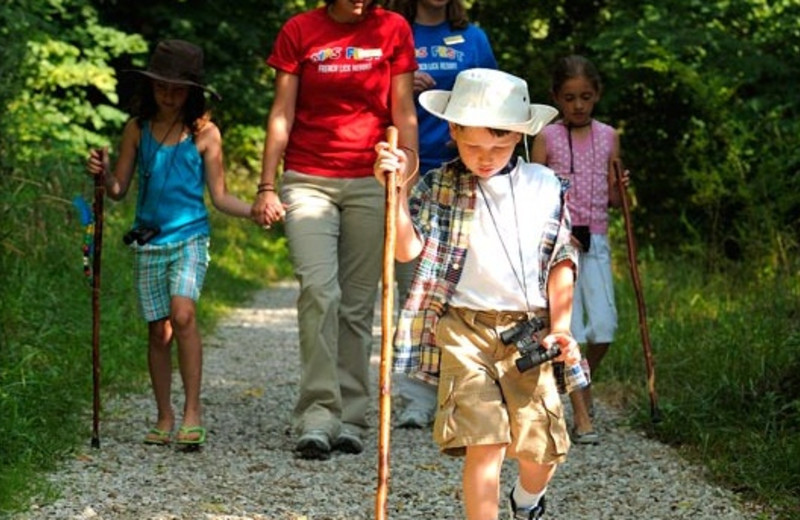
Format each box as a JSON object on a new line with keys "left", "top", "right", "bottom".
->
{"left": 613, "top": 159, "right": 661, "bottom": 424}
{"left": 91, "top": 148, "right": 107, "bottom": 448}
{"left": 376, "top": 126, "right": 399, "bottom": 520}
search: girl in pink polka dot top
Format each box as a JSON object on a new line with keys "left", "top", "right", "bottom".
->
{"left": 532, "top": 54, "right": 630, "bottom": 446}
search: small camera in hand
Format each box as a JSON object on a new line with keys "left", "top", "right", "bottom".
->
{"left": 572, "top": 225, "right": 591, "bottom": 252}
{"left": 123, "top": 226, "right": 160, "bottom": 246}
{"left": 500, "top": 316, "right": 561, "bottom": 373}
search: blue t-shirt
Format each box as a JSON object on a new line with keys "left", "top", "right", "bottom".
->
{"left": 134, "top": 122, "right": 209, "bottom": 245}
{"left": 413, "top": 21, "right": 497, "bottom": 174}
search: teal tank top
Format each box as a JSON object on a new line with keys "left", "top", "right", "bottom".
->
{"left": 134, "top": 122, "right": 209, "bottom": 245}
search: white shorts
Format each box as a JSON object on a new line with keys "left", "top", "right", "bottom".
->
{"left": 571, "top": 233, "right": 618, "bottom": 344}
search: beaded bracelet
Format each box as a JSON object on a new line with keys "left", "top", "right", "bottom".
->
{"left": 257, "top": 187, "right": 276, "bottom": 195}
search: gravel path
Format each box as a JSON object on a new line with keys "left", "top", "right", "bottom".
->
{"left": 17, "top": 282, "right": 764, "bottom": 520}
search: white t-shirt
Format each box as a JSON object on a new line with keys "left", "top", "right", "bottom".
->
{"left": 451, "top": 160, "right": 559, "bottom": 311}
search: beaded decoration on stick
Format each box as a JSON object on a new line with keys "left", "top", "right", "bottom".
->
{"left": 72, "top": 195, "right": 95, "bottom": 284}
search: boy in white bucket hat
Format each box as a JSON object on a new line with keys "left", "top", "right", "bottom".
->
{"left": 375, "top": 68, "right": 580, "bottom": 519}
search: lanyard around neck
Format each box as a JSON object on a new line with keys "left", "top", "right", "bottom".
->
{"left": 565, "top": 121, "right": 597, "bottom": 227}
{"left": 476, "top": 171, "right": 531, "bottom": 311}
{"left": 138, "top": 119, "right": 181, "bottom": 215}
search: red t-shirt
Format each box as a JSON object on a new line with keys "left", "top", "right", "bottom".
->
{"left": 268, "top": 6, "right": 417, "bottom": 177}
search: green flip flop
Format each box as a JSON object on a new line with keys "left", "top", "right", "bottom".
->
{"left": 175, "top": 425, "right": 206, "bottom": 446}
{"left": 143, "top": 427, "right": 172, "bottom": 445}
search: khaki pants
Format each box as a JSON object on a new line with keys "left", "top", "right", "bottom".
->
{"left": 281, "top": 170, "right": 384, "bottom": 436}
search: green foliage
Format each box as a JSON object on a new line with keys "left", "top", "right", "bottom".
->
{"left": 585, "top": 0, "right": 800, "bottom": 267}
{"left": 606, "top": 245, "right": 800, "bottom": 517}
{"left": 90, "top": 0, "right": 313, "bottom": 130}
{"left": 0, "top": 155, "right": 147, "bottom": 512}
{"left": 0, "top": 4, "right": 30, "bottom": 126}
{"left": 3, "top": 0, "right": 146, "bottom": 163}
{"left": 470, "top": 0, "right": 800, "bottom": 269}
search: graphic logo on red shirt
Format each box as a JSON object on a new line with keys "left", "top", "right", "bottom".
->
{"left": 310, "top": 47, "right": 343, "bottom": 62}
{"left": 310, "top": 47, "right": 382, "bottom": 62}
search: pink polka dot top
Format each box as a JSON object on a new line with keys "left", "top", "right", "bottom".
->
{"left": 539, "top": 119, "right": 616, "bottom": 234}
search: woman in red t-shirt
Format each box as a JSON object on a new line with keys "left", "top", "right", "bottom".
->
{"left": 252, "top": 0, "right": 418, "bottom": 461}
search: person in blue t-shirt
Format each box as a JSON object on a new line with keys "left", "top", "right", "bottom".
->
{"left": 388, "top": 0, "right": 497, "bottom": 429}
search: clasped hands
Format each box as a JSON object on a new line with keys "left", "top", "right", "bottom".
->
{"left": 251, "top": 189, "right": 286, "bottom": 230}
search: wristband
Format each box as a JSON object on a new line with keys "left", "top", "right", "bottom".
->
{"left": 398, "top": 146, "right": 420, "bottom": 178}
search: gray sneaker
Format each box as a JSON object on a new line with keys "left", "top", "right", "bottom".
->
{"left": 333, "top": 428, "right": 364, "bottom": 454}
{"left": 509, "top": 490, "right": 546, "bottom": 519}
{"left": 295, "top": 429, "right": 331, "bottom": 460}
{"left": 397, "top": 408, "right": 432, "bottom": 429}
{"left": 570, "top": 426, "right": 600, "bottom": 445}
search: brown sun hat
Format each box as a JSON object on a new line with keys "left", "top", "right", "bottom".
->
{"left": 130, "top": 39, "right": 221, "bottom": 100}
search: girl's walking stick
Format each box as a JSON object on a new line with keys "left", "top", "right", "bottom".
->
{"left": 376, "top": 126, "right": 399, "bottom": 520}
{"left": 90, "top": 148, "right": 107, "bottom": 448}
{"left": 613, "top": 159, "right": 661, "bottom": 424}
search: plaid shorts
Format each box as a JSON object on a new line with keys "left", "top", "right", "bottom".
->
{"left": 133, "top": 235, "right": 210, "bottom": 322}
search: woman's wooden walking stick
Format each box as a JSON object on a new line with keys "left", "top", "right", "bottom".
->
{"left": 376, "top": 126, "right": 399, "bottom": 520}
{"left": 91, "top": 148, "right": 107, "bottom": 448}
{"left": 613, "top": 159, "right": 661, "bottom": 424}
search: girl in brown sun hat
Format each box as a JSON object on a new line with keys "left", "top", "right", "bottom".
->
{"left": 87, "top": 39, "right": 253, "bottom": 449}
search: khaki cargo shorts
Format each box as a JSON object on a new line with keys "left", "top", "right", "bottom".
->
{"left": 432, "top": 307, "right": 570, "bottom": 464}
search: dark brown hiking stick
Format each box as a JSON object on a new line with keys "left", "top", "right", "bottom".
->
{"left": 613, "top": 159, "right": 661, "bottom": 424}
{"left": 91, "top": 148, "right": 107, "bottom": 448}
{"left": 376, "top": 126, "right": 399, "bottom": 520}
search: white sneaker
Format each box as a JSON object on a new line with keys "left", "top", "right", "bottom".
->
{"left": 509, "top": 489, "right": 546, "bottom": 519}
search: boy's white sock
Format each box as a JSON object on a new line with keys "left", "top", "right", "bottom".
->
{"left": 512, "top": 478, "right": 546, "bottom": 509}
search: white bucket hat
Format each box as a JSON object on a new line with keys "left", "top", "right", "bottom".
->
{"left": 419, "top": 68, "right": 558, "bottom": 136}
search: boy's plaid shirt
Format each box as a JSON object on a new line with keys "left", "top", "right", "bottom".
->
{"left": 393, "top": 157, "right": 577, "bottom": 384}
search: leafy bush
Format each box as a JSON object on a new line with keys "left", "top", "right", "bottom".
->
{"left": 606, "top": 239, "right": 800, "bottom": 516}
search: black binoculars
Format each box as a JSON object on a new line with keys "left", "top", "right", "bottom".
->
{"left": 123, "top": 226, "right": 160, "bottom": 246}
{"left": 500, "top": 316, "right": 561, "bottom": 373}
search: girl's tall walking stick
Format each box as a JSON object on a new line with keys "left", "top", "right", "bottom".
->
{"left": 91, "top": 149, "right": 107, "bottom": 448}
{"left": 376, "top": 126, "right": 399, "bottom": 520}
{"left": 613, "top": 159, "right": 661, "bottom": 424}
